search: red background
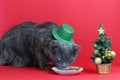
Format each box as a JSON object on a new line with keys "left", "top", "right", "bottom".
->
{"left": 0, "top": 0, "right": 120, "bottom": 80}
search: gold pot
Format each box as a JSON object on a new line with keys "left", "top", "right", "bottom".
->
{"left": 96, "top": 64, "right": 111, "bottom": 74}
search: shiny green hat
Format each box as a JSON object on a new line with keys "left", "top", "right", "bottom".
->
{"left": 52, "top": 23, "right": 74, "bottom": 43}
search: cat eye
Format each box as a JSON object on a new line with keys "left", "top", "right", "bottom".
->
{"left": 52, "top": 45, "right": 58, "bottom": 49}
{"left": 57, "top": 57, "right": 62, "bottom": 61}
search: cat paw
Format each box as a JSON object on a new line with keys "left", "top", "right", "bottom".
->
{"left": 40, "top": 64, "right": 51, "bottom": 70}
{"left": 0, "top": 55, "right": 6, "bottom": 65}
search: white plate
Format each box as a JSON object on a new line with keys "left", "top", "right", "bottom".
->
{"left": 52, "top": 66, "right": 84, "bottom": 75}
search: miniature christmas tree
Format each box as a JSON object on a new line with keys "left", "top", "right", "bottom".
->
{"left": 91, "top": 24, "right": 116, "bottom": 64}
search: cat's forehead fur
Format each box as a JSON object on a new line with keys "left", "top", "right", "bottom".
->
{"left": 59, "top": 42, "right": 73, "bottom": 48}
{"left": 55, "top": 41, "right": 76, "bottom": 55}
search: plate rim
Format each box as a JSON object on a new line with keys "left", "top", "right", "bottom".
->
{"left": 52, "top": 66, "right": 84, "bottom": 75}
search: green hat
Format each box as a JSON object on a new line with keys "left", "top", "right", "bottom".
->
{"left": 52, "top": 23, "right": 74, "bottom": 43}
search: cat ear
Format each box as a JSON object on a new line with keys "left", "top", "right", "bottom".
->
{"left": 73, "top": 44, "right": 80, "bottom": 51}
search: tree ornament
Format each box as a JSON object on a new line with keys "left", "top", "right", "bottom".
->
{"left": 94, "top": 50, "right": 99, "bottom": 55}
{"left": 111, "top": 51, "right": 116, "bottom": 57}
{"left": 95, "top": 57, "right": 102, "bottom": 64}
{"left": 98, "top": 24, "right": 104, "bottom": 34}
{"left": 102, "top": 56, "right": 105, "bottom": 59}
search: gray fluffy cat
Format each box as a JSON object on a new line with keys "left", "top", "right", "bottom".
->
{"left": 0, "top": 22, "right": 80, "bottom": 69}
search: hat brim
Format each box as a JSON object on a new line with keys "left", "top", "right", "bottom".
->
{"left": 52, "top": 28, "right": 74, "bottom": 43}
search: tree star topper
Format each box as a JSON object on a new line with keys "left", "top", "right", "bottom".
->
{"left": 98, "top": 24, "right": 104, "bottom": 34}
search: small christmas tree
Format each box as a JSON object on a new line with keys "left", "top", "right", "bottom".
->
{"left": 91, "top": 24, "right": 116, "bottom": 64}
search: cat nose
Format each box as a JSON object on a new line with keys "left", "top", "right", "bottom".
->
{"left": 62, "top": 63, "right": 68, "bottom": 68}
